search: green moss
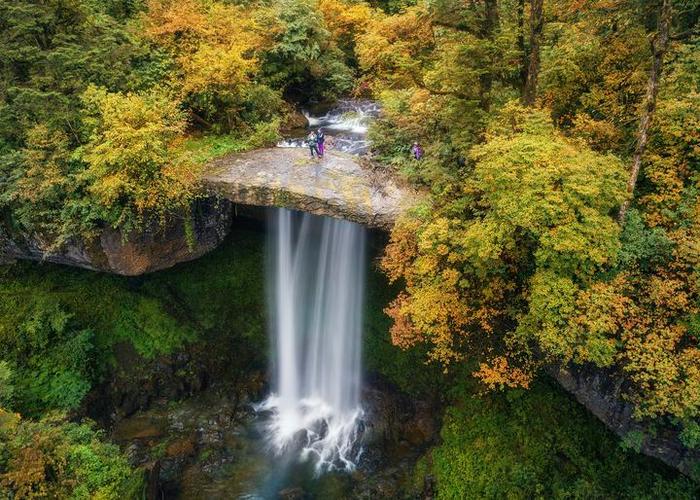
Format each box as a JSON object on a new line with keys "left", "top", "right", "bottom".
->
{"left": 177, "top": 134, "right": 249, "bottom": 164}
{"left": 0, "top": 263, "right": 195, "bottom": 362}
{"left": 0, "top": 226, "right": 268, "bottom": 413}
{"left": 363, "top": 261, "right": 444, "bottom": 397}
{"left": 430, "top": 380, "right": 698, "bottom": 499}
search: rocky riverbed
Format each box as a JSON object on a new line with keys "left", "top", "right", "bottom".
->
{"left": 109, "top": 378, "right": 439, "bottom": 499}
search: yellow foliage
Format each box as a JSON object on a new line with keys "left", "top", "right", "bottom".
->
{"left": 318, "top": 0, "right": 373, "bottom": 54}
{"left": 80, "top": 86, "right": 202, "bottom": 231}
{"left": 356, "top": 6, "right": 433, "bottom": 90}
{"left": 143, "top": 0, "right": 275, "bottom": 98}
{"left": 616, "top": 268, "right": 700, "bottom": 418}
{"left": 473, "top": 357, "right": 532, "bottom": 390}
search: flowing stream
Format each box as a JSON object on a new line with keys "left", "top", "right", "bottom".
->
{"left": 277, "top": 99, "right": 380, "bottom": 155}
{"left": 257, "top": 208, "right": 367, "bottom": 474}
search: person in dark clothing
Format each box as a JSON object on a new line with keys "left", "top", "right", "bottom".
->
{"left": 307, "top": 131, "right": 320, "bottom": 158}
{"left": 316, "top": 128, "right": 325, "bottom": 157}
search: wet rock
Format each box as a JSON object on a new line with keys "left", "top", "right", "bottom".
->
{"left": 113, "top": 416, "right": 165, "bottom": 440}
{"left": 166, "top": 435, "right": 198, "bottom": 458}
{"left": 361, "top": 384, "right": 439, "bottom": 452}
{"left": 144, "top": 461, "right": 161, "bottom": 500}
{"left": 281, "top": 109, "right": 308, "bottom": 131}
{"left": 278, "top": 486, "right": 306, "bottom": 499}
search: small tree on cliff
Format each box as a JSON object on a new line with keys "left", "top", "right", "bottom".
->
{"left": 78, "top": 86, "right": 202, "bottom": 235}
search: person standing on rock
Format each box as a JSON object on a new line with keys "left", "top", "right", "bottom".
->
{"left": 307, "top": 131, "right": 320, "bottom": 159}
{"left": 411, "top": 142, "right": 423, "bottom": 160}
{"left": 316, "top": 128, "right": 325, "bottom": 157}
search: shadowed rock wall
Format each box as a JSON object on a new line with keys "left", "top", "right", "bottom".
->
{"left": 553, "top": 364, "right": 700, "bottom": 479}
{"left": 0, "top": 198, "right": 232, "bottom": 275}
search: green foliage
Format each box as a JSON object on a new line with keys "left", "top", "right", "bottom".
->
{"left": 143, "top": 227, "right": 267, "bottom": 355}
{"left": 0, "top": 362, "right": 13, "bottom": 409}
{"left": 177, "top": 135, "right": 249, "bottom": 164}
{"left": 0, "top": 410, "right": 144, "bottom": 499}
{"left": 0, "top": 225, "right": 268, "bottom": 382}
{"left": 618, "top": 209, "right": 674, "bottom": 271}
{"left": 621, "top": 430, "right": 646, "bottom": 454}
{"left": 263, "top": 0, "right": 355, "bottom": 100}
{"left": 0, "top": 302, "right": 96, "bottom": 416}
{"left": 0, "top": 0, "right": 138, "bottom": 148}
{"left": 680, "top": 421, "right": 700, "bottom": 450}
{"left": 431, "top": 381, "right": 697, "bottom": 499}
{"left": 369, "top": 0, "right": 417, "bottom": 14}
{"left": 0, "top": 265, "right": 195, "bottom": 369}
{"left": 112, "top": 296, "right": 196, "bottom": 359}
{"left": 245, "top": 118, "right": 282, "bottom": 149}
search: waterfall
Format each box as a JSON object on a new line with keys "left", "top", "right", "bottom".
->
{"left": 257, "top": 208, "right": 367, "bottom": 474}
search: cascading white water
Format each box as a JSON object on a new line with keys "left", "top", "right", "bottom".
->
{"left": 257, "top": 208, "right": 367, "bottom": 474}
{"left": 276, "top": 99, "right": 379, "bottom": 155}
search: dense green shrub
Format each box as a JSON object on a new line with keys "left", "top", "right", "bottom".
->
{"left": 0, "top": 302, "right": 96, "bottom": 416}
{"left": 431, "top": 381, "right": 697, "bottom": 499}
{"left": 0, "top": 410, "right": 144, "bottom": 499}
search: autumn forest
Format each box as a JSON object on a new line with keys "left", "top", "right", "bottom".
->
{"left": 1, "top": 0, "right": 700, "bottom": 498}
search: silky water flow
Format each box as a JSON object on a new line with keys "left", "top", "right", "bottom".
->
{"left": 256, "top": 208, "right": 367, "bottom": 474}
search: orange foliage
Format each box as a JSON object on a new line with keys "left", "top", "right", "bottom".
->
{"left": 381, "top": 216, "right": 421, "bottom": 284}
{"left": 473, "top": 356, "right": 532, "bottom": 390}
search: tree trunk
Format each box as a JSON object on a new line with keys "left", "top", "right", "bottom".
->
{"left": 523, "top": 0, "right": 544, "bottom": 106}
{"left": 517, "top": 0, "right": 527, "bottom": 92}
{"left": 617, "top": 0, "right": 673, "bottom": 224}
{"left": 479, "top": 0, "right": 500, "bottom": 112}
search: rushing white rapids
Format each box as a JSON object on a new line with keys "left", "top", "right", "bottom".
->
{"left": 276, "top": 99, "right": 379, "bottom": 155}
{"left": 257, "top": 208, "right": 367, "bottom": 474}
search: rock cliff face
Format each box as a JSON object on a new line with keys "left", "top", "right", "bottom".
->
{"left": 2, "top": 148, "right": 414, "bottom": 274}
{"left": 204, "top": 148, "right": 417, "bottom": 229}
{"left": 0, "top": 198, "right": 232, "bottom": 276}
{"left": 553, "top": 364, "right": 700, "bottom": 479}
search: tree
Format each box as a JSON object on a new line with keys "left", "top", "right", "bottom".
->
{"left": 523, "top": 0, "right": 544, "bottom": 105}
{"left": 479, "top": 0, "right": 500, "bottom": 111}
{"left": 262, "top": 0, "right": 355, "bottom": 100}
{"left": 0, "top": 410, "right": 144, "bottom": 499}
{"left": 0, "top": 0, "right": 140, "bottom": 241}
{"left": 0, "top": 0, "right": 137, "bottom": 148}
{"left": 618, "top": 0, "right": 674, "bottom": 223}
{"left": 79, "top": 85, "right": 201, "bottom": 234}
{"left": 382, "top": 105, "right": 627, "bottom": 384}
{"left": 142, "top": 0, "right": 283, "bottom": 130}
